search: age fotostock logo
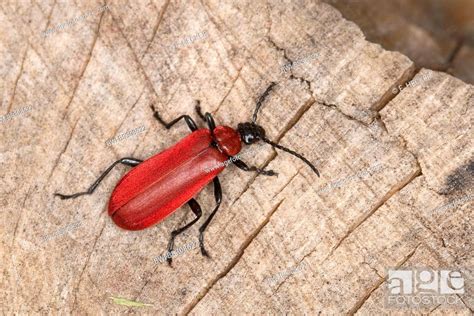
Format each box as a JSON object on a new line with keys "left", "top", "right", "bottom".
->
{"left": 386, "top": 268, "right": 468, "bottom": 309}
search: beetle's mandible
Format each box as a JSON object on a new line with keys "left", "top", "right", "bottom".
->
{"left": 55, "top": 82, "right": 320, "bottom": 265}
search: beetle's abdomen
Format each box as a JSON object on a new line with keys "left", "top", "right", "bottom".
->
{"left": 108, "top": 129, "right": 227, "bottom": 230}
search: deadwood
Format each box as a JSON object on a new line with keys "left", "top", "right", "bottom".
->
{"left": 1, "top": 0, "right": 472, "bottom": 314}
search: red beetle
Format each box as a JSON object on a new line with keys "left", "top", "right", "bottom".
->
{"left": 55, "top": 83, "right": 319, "bottom": 264}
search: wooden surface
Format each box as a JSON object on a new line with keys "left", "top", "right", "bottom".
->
{"left": 1, "top": 0, "right": 472, "bottom": 314}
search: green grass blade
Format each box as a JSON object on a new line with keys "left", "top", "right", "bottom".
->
{"left": 110, "top": 296, "right": 153, "bottom": 307}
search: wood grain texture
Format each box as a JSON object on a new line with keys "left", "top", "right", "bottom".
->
{"left": 1, "top": 0, "right": 472, "bottom": 314}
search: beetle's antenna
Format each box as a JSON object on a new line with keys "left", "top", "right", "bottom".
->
{"left": 262, "top": 137, "right": 320, "bottom": 176}
{"left": 252, "top": 82, "right": 277, "bottom": 123}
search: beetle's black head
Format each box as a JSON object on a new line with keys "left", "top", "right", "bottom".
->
{"left": 242, "top": 82, "right": 320, "bottom": 177}
{"left": 237, "top": 122, "right": 266, "bottom": 145}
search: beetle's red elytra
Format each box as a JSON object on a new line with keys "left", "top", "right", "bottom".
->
{"left": 109, "top": 128, "right": 229, "bottom": 230}
{"left": 55, "top": 82, "right": 320, "bottom": 265}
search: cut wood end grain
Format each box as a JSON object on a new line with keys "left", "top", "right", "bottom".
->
{"left": 1, "top": 0, "right": 472, "bottom": 314}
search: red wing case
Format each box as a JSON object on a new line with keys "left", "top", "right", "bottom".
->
{"left": 108, "top": 129, "right": 227, "bottom": 230}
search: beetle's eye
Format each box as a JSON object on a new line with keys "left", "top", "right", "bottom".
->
{"left": 244, "top": 134, "right": 255, "bottom": 144}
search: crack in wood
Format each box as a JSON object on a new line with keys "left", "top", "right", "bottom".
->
{"left": 320, "top": 167, "right": 422, "bottom": 266}
{"left": 108, "top": 87, "right": 145, "bottom": 160}
{"left": 271, "top": 168, "right": 302, "bottom": 200}
{"left": 45, "top": 118, "right": 80, "bottom": 185}
{"left": 320, "top": 101, "right": 369, "bottom": 127}
{"left": 71, "top": 221, "right": 107, "bottom": 313}
{"left": 389, "top": 132, "right": 423, "bottom": 176}
{"left": 42, "top": 0, "right": 57, "bottom": 33}
{"left": 11, "top": 185, "right": 33, "bottom": 248}
{"left": 108, "top": 8, "right": 163, "bottom": 103}
{"left": 26, "top": 41, "right": 71, "bottom": 96}
{"left": 212, "top": 67, "right": 243, "bottom": 115}
{"left": 6, "top": 43, "right": 28, "bottom": 114}
{"left": 62, "top": 9, "right": 105, "bottom": 120}
{"left": 370, "top": 66, "right": 421, "bottom": 113}
{"left": 456, "top": 293, "right": 474, "bottom": 314}
{"left": 141, "top": 0, "right": 171, "bottom": 60}
{"left": 347, "top": 243, "right": 421, "bottom": 314}
{"left": 411, "top": 212, "right": 449, "bottom": 251}
{"left": 199, "top": 0, "right": 257, "bottom": 64}
{"left": 370, "top": 64, "right": 417, "bottom": 113}
{"left": 183, "top": 199, "right": 286, "bottom": 315}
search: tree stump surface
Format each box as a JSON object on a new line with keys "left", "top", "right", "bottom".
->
{"left": 1, "top": 0, "right": 472, "bottom": 314}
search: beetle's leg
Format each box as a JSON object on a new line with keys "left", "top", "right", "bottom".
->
{"left": 54, "top": 158, "right": 143, "bottom": 200}
{"left": 198, "top": 177, "right": 222, "bottom": 257}
{"left": 194, "top": 100, "right": 206, "bottom": 122}
{"left": 233, "top": 158, "right": 278, "bottom": 176}
{"left": 193, "top": 101, "right": 216, "bottom": 135}
{"left": 204, "top": 112, "right": 216, "bottom": 131}
{"left": 167, "top": 198, "right": 202, "bottom": 265}
{"left": 150, "top": 104, "right": 197, "bottom": 131}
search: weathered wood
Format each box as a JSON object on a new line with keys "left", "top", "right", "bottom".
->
{"left": 1, "top": 0, "right": 472, "bottom": 314}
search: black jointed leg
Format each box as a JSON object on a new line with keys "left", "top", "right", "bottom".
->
{"left": 233, "top": 158, "right": 278, "bottom": 176}
{"left": 167, "top": 198, "right": 202, "bottom": 265}
{"left": 198, "top": 177, "right": 222, "bottom": 257}
{"left": 194, "top": 101, "right": 216, "bottom": 132}
{"left": 54, "top": 158, "right": 143, "bottom": 200}
{"left": 194, "top": 100, "right": 206, "bottom": 122}
{"left": 150, "top": 104, "right": 197, "bottom": 132}
{"left": 205, "top": 112, "right": 216, "bottom": 132}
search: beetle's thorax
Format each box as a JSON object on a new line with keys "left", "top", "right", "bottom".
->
{"left": 213, "top": 126, "right": 242, "bottom": 156}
